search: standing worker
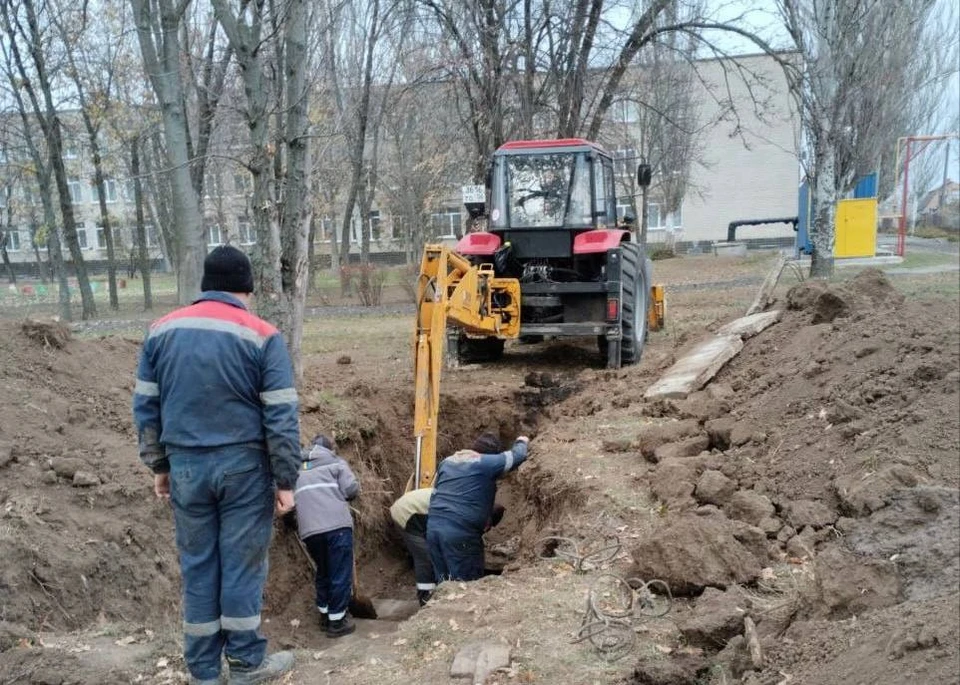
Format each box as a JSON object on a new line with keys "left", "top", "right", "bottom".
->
{"left": 295, "top": 435, "right": 360, "bottom": 638}
{"left": 426, "top": 433, "right": 530, "bottom": 582}
{"left": 133, "top": 246, "right": 299, "bottom": 685}
{"left": 390, "top": 488, "right": 436, "bottom": 606}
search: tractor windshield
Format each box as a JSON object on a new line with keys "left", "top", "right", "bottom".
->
{"left": 502, "top": 152, "right": 592, "bottom": 228}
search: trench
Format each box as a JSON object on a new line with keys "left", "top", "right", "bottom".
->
{"left": 260, "top": 370, "right": 584, "bottom": 647}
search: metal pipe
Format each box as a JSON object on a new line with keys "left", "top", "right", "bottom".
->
{"left": 726, "top": 217, "right": 799, "bottom": 242}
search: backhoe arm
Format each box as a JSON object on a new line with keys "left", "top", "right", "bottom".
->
{"left": 411, "top": 245, "right": 520, "bottom": 489}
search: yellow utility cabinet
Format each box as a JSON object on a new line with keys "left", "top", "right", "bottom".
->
{"left": 834, "top": 198, "right": 878, "bottom": 258}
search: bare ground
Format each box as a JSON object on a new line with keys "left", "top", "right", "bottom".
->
{"left": 0, "top": 254, "right": 957, "bottom": 685}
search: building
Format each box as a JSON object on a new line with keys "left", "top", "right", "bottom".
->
{"left": 0, "top": 51, "right": 800, "bottom": 275}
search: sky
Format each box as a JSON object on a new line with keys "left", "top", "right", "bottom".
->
{"left": 700, "top": 0, "right": 960, "bottom": 191}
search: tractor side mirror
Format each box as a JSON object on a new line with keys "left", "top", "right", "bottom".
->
{"left": 637, "top": 163, "right": 652, "bottom": 188}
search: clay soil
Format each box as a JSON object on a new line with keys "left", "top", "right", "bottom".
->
{"left": 0, "top": 256, "right": 957, "bottom": 685}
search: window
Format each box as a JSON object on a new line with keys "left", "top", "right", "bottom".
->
{"left": 123, "top": 180, "right": 135, "bottom": 202}
{"left": 96, "top": 224, "right": 106, "bottom": 249}
{"left": 369, "top": 210, "right": 381, "bottom": 241}
{"left": 137, "top": 223, "right": 159, "bottom": 248}
{"left": 2, "top": 229, "right": 20, "bottom": 251}
{"left": 610, "top": 100, "right": 639, "bottom": 124}
{"left": 430, "top": 208, "right": 461, "bottom": 239}
{"left": 614, "top": 148, "right": 637, "bottom": 178}
{"left": 63, "top": 143, "right": 78, "bottom": 160}
{"left": 616, "top": 202, "right": 636, "bottom": 222}
{"left": 666, "top": 206, "right": 682, "bottom": 228}
{"left": 237, "top": 219, "right": 255, "bottom": 245}
{"left": 103, "top": 179, "right": 118, "bottom": 203}
{"left": 317, "top": 215, "right": 334, "bottom": 242}
{"left": 22, "top": 186, "right": 35, "bottom": 206}
{"left": 233, "top": 173, "right": 252, "bottom": 195}
{"left": 76, "top": 222, "right": 89, "bottom": 249}
{"left": 91, "top": 179, "right": 118, "bottom": 204}
{"left": 68, "top": 179, "right": 83, "bottom": 204}
{"left": 646, "top": 203, "right": 662, "bottom": 229}
{"left": 207, "top": 224, "right": 223, "bottom": 246}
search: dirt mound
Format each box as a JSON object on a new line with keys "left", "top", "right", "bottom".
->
{"left": 618, "top": 270, "right": 959, "bottom": 682}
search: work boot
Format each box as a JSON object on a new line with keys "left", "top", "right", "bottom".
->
{"left": 227, "top": 652, "right": 295, "bottom": 684}
{"left": 318, "top": 612, "right": 329, "bottom": 630}
{"left": 326, "top": 616, "right": 356, "bottom": 638}
{"left": 417, "top": 589, "right": 432, "bottom": 606}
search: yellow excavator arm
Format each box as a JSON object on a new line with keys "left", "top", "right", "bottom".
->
{"left": 412, "top": 244, "right": 521, "bottom": 489}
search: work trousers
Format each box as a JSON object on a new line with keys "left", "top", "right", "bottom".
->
{"left": 426, "top": 522, "right": 485, "bottom": 582}
{"left": 169, "top": 445, "right": 274, "bottom": 681}
{"left": 402, "top": 529, "right": 436, "bottom": 592}
{"left": 303, "top": 527, "right": 354, "bottom": 621}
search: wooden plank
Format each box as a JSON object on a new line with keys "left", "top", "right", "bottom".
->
{"left": 644, "top": 334, "right": 744, "bottom": 400}
{"left": 717, "top": 310, "right": 782, "bottom": 340}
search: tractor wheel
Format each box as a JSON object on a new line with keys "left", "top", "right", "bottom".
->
{"left": 598, "top": 242, "right": 649, "bottom": 366}
{"left": 620, "top": 241, "right": 649, "bottom": 365}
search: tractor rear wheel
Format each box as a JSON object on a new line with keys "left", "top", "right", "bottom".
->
{"left": 598, "top": 242, "right": 648, "bottom": 366}
{"left": 619, "top": 241, "right": 648, "bottom": 365}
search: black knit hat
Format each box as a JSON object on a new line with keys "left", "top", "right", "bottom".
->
{"left": 472, "top": 432, "right": 502, "bottom": 454}
{"left": 201, "top": 245, "right": 254, "bottom": 293}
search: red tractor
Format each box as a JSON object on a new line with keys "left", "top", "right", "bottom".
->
{"left": 451, "top": 138, "right": 662, "bottom": 368}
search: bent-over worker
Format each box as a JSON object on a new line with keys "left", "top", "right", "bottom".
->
{"left": 390, "top": 487, "right": 436, "bottom": 606}
{"left": 426, "top": 433, "right": 529, "bottom": 582}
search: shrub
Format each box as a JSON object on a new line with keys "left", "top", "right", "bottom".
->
{"left": 649, "top": 245, "right": 676, "bottom": 260}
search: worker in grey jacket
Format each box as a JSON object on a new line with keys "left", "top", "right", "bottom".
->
{"left": 295, "top": 435, "right": 359, "bottom": 638}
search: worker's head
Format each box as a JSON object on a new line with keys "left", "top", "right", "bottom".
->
{"left": 201, "top": 245, "right": 254, "bottom": 297}
{"left": 472, "top": 432, "right": 502, "bottom": 455}
{"left": 312, "top": 434, "right": 336, "bottom": 451}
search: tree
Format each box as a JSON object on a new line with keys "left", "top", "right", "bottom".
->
{"left": 211, "top": 0, "right": 315, "bottom": 377}
{"left": 776, "top": 0, "right": 954, "bottom": 276}
{"left": 1, "top": 0, "right": 97, "bottom": 319}
{"left": 130, "top": 0, "right": 206, "bottom": 303}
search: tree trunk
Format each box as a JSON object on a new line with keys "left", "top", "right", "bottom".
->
{"left": 132, "top": 139, "right": 153, "bottom": 310}
{"left": 278, "top": 0, "right": 313, "bottom": 379}
{"left": 29, "top": 226, "right": 48, "bottom": 283}
{"left": 1, "top": 241, "right": 15, "bottom": 284}
{"left": 90, "top": 146, "right": 119, "bottom": 309}
{"left": 307, "top": 214, "right": 317, "bottom": 292}
{"left": 809, "top": 142, "right": 837, "bottom": 278}
{"left": 639, "top": 184, "right": 649, "bottom": 248}
{"left": 131, "top": 0, "right": 205, "bottom": 303}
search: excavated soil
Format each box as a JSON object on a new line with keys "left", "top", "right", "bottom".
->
{"left": 0, "top": 267, "right": 958, "bottom": 685}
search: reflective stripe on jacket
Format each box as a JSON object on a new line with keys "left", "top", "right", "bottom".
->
{"left": 132, "top": 291, "right": 301, "bottom": 488}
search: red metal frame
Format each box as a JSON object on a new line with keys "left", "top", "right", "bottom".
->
{"left": 572, "top": 229, "right": 631, "bottom": 254}
{"left": 896, "top": 134, "right": 958, "bottom": 256}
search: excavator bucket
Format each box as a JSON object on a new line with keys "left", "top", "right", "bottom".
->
{"left": 648, "top": 284, "right": 666, "bottom": 332}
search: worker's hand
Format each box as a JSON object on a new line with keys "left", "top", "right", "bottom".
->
{"left": 275, "top": 489, "right": 295, "bottom": 516}
{"left": 154, "top": 473, "right": 171, "bottom": 501}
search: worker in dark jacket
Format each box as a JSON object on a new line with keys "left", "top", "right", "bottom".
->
{"left": 426, "top": 433, "right": 529, "bottom": 582}
{"left": 133, "top": 246, "right": 299, "bottom": 685}
{"left": 295, "top": 435, "right": 360, "bottom": 638}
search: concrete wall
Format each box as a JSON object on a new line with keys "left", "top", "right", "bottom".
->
{"left": 680, "top": 54, "right": 800, "bottom": 245}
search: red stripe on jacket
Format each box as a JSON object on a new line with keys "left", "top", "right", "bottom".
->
{"left": 151, "top": 300, "right": 278, "bottom": 338}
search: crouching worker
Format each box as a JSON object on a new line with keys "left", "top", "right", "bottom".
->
{"left": 295, "top": 435, "right": 359, "bottom": 638}
{"left": 390, "top": 488, "right": 435, "bottom": 606}
{"left": 427, "top": 433, "right": 529, "bottom": 582}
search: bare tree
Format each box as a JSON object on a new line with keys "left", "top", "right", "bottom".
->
{"left": 211, "top": 0, "right": 315, "bottom": 377}
{"left": 130, "top": 0, "right": 206, "bottom": 303}
{"left": 1, "top": 0, "right": 97, "bottom": 318}
{"left": 777, "top": 0, "right": 954, "bottom": 275}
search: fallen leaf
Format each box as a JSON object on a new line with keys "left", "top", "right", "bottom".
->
{"left": 115, "top": 635, "right": 138, "bottom": 646}
{"left": 289, "top": 618, "right": 301, "bottom": 628}
{"left": 655, "top": 644, "right": 673, "bottom": 655}
{"left": 449, "top": 618, "right": 459, "bottom": 631}
{"left": 393, "top": 638, "right": 407, "bottom": 646}
{"left": 155, "top": 657, "right": 169, "bottom": 669}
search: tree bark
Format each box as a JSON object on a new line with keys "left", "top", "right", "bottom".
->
{"left": 132, "top": 139, "right": 153, "bottom": 310}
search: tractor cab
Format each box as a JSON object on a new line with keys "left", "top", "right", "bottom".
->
{"left": 488, "top": 139, "right": 618, "bottom": 233}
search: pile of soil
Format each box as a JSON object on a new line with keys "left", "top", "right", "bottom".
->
{"left": 622, "top": 269, "right": 960, "bottom": 684}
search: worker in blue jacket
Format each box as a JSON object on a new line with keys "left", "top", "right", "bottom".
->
{"left": 133, "top": 246, "right": 299, "bottom": 685}
{"left": 426, "top": 433, "right": 530, "bottom": 582}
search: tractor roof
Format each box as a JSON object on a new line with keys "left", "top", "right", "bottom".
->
{"left": 495, "top": 138, "right": 610, "bottom": 156}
